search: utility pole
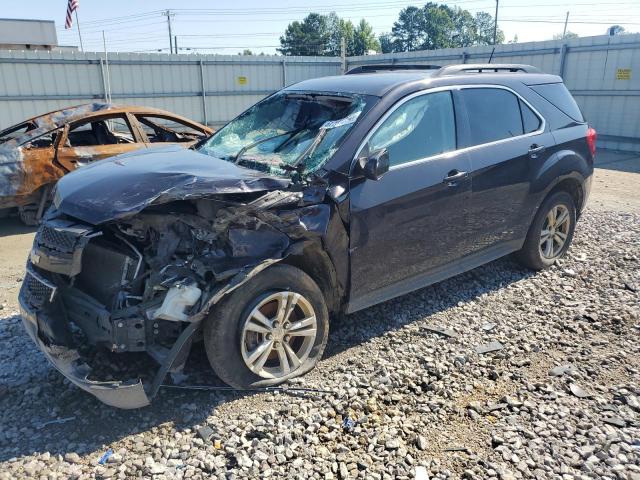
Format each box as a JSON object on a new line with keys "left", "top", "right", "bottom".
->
{"left": 174, "top": 35, "right": 178, "bottom": 54}
{"left": 493, "top": 0, "right": 499, "bottom": 45}
{"left": 163, "top": 10, "right": 175, "bottom": 53}
{"left": 562, "top": 11, "right": 569, "bottom": 39}
{"left": 340, "top": 37, "right": 346, "bottom": 73}
{"left": 75, "top": 10, "right": 84, "bottom": 52}
{"left": 102, "top": 31, "right": 112, "bottom": 103}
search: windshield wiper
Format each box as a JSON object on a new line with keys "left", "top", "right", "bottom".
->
{"left": 234, "top": 129, "right": 302, "bottom": 164}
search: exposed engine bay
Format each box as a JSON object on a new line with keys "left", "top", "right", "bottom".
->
{"left": 20, "top": 183, "right": 348, "bottom": 408}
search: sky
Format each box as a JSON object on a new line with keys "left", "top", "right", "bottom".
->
{"left": 3, "top": 0, "right": 640, "bottom": 54}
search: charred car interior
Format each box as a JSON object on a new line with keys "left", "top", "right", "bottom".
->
{"left": 18, "top": 64, "right": 595, "bottom": 408}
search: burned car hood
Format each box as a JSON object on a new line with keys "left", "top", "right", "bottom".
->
{"left": 54, "top": 145, "right": 292, "bottom": 224}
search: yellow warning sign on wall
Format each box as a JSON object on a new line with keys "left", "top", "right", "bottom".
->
{"left": 616, "top": 68, "right": 631, "bottom": 80}
{"left": 237, "top": 76, "right": 248, "bottom": 85}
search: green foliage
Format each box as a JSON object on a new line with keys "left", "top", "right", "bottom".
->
{"left": 279, "top": 12, "right": 378, "bottom": 56}
{"left": 385, "top": 3, "right": 504, "bottom": 52}
{"left": 278, "top": 3, "right": 504, "bottom": 56}
{"left": 354, "top": 19, "right": 381, "bottom": 55}
{"left": 552, "top": 31, "right": 579, "bottom": 40}
{"left": 278, "top": 13, "right": 331, "bottom": 56}
{"left": 607, "top": 25, "right": 627, "bottom": 35}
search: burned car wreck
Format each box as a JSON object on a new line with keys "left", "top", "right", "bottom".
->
{"left": 19, "top": 90, "right": 362, "bottom": 408}
{"left": 0, "top": 103, "right": 211, "bottom": 224}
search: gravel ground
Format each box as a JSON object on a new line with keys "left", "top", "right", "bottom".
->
{"left": 0, "top": 178, "right": 639, "bottom": 479}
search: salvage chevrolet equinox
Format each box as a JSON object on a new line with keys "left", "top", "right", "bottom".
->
{"left": 19, "top": 63, "right": 595, "bottom": 408}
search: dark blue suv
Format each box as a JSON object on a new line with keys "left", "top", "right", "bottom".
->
{"left": 20, "top": 63, "right": 595, "bottom": 408}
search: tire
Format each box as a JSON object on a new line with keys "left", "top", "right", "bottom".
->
{"left": 203, "top": 264, "right": 329, "bottom": 389}
{"left": 515, "top": 191, "right": 576, "bottom": 270}
{"left": 17, "top": 206, "right": 38, "bottom": 226}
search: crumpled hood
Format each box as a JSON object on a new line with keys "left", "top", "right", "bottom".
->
{"left": 54, "top": 145, "right": 291, "bottom": 224}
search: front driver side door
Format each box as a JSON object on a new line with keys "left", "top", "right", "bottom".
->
{"left": 348, "top": 89, "right": 473, "bottom": 312}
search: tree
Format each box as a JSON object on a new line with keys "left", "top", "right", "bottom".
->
{"left": 353, "top": 19, "right": 380, "bottom": 55}
{"left": 421, "top": 2, "right": 456, "bottom": 49}
{"left": 326, "top": 13, "right": 355, "bottom": 56}
{"left": 279, "top": 13, "right": 379, "bottom": 56}
{"left": 239, "top": 49, "right": 254, "bottom": 56}
{"left": 552, "top": 31, "right": 578, "bottom": 40}
{"left": 449, "top": 6, "right": 478, "bottom": 47}
{"left": 475, "top": 11, "right": 504, "bottom": 45}
{"left": 607, "top": 25, "right": 626, "bottom": 36}
{"left": 379, "top": 33, "right": 394, "bottom": 53}
{"left": 390, "top": 6, "right": 426, "bottom": 52}
{"left": 278, "top": 13, "right": 331, "bottom": 56}
{"left": 382, "top": 3, "right": 504, "bottom": 53}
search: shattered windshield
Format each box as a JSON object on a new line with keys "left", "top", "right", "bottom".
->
{"left": 199, "top": 92, "right": 367, "bottom": 177}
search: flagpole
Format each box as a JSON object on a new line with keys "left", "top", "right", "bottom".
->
{"left": 75, "top": 10, "right": 84, "bottom": 52}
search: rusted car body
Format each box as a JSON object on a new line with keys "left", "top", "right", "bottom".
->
{"left": 0, "top": 103, "right": 212, "bottom": 223}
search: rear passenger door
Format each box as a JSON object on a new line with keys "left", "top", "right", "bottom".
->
{"left": 459, "top": 86, "right": 554, "bottom": 253}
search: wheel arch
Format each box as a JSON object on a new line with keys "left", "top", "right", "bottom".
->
{"left": 545, "top": 176, "right": 585, "bottom": 213}
{"left": 280, "top": 241, "right": 342, "bottom": 316}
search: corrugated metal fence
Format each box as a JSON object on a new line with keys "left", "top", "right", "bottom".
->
{"left": 0, "top": 52, "right": 341, "bottom": 128}
{"left": 1, "top": 33, "right": 639, "bottom": 151}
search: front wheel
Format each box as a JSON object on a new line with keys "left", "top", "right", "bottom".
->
{"left": 203, "top": 264, "right": 329, "bottom": 389}
{"left": 515, "top": 191, "right": 577, "bottom": 270}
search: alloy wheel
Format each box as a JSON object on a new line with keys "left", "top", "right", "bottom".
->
{"left": 240, "top": 291, "right": 317, "bottom": 379}
{"left": 539, "top": 204, "right": 571, "bottom": 259}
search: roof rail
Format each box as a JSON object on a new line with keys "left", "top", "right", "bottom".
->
{"left": 345, "top": 64, "right": 441, "bottom": 75}
{"left": 435, "top": 63, "right": 541, "bottom": 76}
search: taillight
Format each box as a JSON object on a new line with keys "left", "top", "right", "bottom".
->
{"left": 586, "top": 127, "right": 597, "bottom": 157}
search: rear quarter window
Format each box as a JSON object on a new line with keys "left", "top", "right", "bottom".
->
{"left": 530, "top": 83, "right": 584, "bottom": 123}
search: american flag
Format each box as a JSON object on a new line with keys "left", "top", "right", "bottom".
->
{"left": 65, "top": 0, "right": 79, "bottom": 29}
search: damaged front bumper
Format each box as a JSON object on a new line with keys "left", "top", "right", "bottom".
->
{"left": 19, "top": 300, "right": 151, "bottom": 408}
{"left": 18, "top": 264, "right": 203, "bottom": 409}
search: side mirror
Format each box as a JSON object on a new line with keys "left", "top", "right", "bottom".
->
{"left": 355, "top": 147, "right": 389, "bottom": 181}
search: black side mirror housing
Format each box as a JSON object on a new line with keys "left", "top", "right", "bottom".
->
{"left": 354, "top": 146, "right": 389, "bottom": 181}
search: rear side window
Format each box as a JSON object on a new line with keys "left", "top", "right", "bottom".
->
{"left": 368, "top": 91, "right": 456, "bottom": 167}
{"left": 461, "top": 88, "right": 524, "bottom": 145}
{"left": 530, "top": 83, "right": 584, "bottom": 122}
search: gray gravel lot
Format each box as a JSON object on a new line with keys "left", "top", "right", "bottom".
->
{"left": 0, "top": 158, "right": 639, "bottom": 479}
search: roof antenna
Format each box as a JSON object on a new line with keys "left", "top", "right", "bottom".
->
{"left": 488, "top": 47, "right": 496, "bottom": 64}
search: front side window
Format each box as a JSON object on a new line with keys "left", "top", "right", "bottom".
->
{"left": 462, "top": 88, "right": 525, "bottom": 146}
{"left": 368, "top": 91, "right": 456, "bottom": 167}
{"left": 199, "top": 92, "right": 369, "bottom": 177}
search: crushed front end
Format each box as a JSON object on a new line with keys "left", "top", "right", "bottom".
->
{"left": 19, "top": 187, "right": 339, "bottom": 409}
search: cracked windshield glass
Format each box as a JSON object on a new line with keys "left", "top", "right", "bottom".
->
{"left": 199, "top": 92, "right": 368, "bottom": 177}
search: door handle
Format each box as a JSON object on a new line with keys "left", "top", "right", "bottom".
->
{"left": 443, "top": 170, "right": 468, "bottom": 186}
{"left": 528, "top": 144, "right": 546, "bottom": 158}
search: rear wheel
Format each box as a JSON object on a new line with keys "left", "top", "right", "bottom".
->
{"left": 203, "top": 264, "right": 329, "bottom": 388}
{"left": 515, "top": 191, "right": 576, "bottom": 270}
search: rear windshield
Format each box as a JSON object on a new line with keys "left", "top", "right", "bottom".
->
{"left": 530, "top": 83, "right": 584, "bottom": 123}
